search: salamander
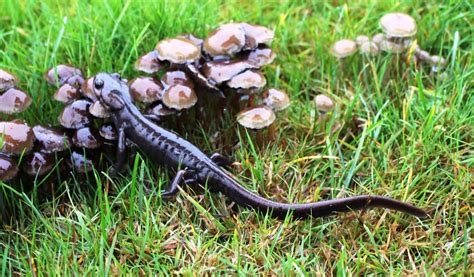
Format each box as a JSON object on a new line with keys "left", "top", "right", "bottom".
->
{"left": 93, "top": 72, "right": 427, "bottom": 219}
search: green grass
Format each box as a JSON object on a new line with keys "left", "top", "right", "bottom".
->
{"left": 1, "top": 0, "right": 473, "bottom": 274}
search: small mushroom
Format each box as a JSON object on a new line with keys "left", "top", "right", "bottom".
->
{"left": 204, "top": 23, "right": 246, "bottom": 56}
{"left": 0, "top": 153, "right": 18, "bottom": 181}
{"left": 44, "top": 64, "right": 82, "bottom": 86}
{"left": 178, "top": 34, "right": 204, "bottom": 49}
{"left": 0, "top": 87, "right": 32, "bottom": 114}
{"left": 372, "top": 33, "right": 385, "bottom": 46}
{"left": 201, "top": 59, "right": 255, "bottom": 84}
{"left": 32, "top": 125, "right": 71, "bottom": 153}
{"left": 241, "top": 23, "right": 274, "bottom": 50}
{"left": 379, "top": 13, "right": 417, "bottom": 39}
{"left": 99, "top": 124, "right": 117, "bottom": 141}
{"left": 22, "top": 152, "right": 55, "bottom": 177}
{"left": 239, "top": 46, "right": 276, "bottom": 67}
{"left": 236, "top": 105, "right": 276, "bottom": 130}
{"left": 180, "top": 64, "right": 222, "bottom": 94}
{"left": 146, "top": 102, "right": 176, "bottom": 117}
{"left": 129, "top": 77, "right": 164, "bottom": 103}
{"left": 315, "top": 94, "right": 334, "bottom": 134}
{"left": 262, "top": 88, "right": 290, "bottom": 112}
{"left": 0, "top": 69, "right": 18, "bottom": 92}
{"left": 227, "top": 70, "right": 266, "bottom": 92}
{"left": 359, "top": 41, "right": 380, "bottom": 56}
{"left": 68, "top": 151, "right": 94, "bottom": 173}
{"left": 155, "top": 38, "right": 201, "bottom": 64}
{"left": 379, "top": 39, "right": 405, "bottom": 54}
{"left": 0, "top": 120, "right": 34, "bottom": 155}
{"left": 53, "top": 83, "right": 81, "bottom": 103}
{"left": 89, "top": 101, "right": 111, "bottom": 118}
{"left": 331, "top": 39, "right": 358, "bottom": 59}
{"left": 161, "top": 70, "right": 193, "bottom": 87}
{"left": 134, "top": 50, "right": 166, "bottom": 74}
{"left": 355, "top": 35, "right": 370, "bottom": 46}
{"left": 81, "top": 77, "right": 98, "bottom": 101}
{"left": 162, "top": 84, "right": 197, "bottom": 111}
{"left": 72, "top": 127, "right": 103, "bottom": 149}
{"left": 58, "top": 100, "right": 92, "bottom": 129}
{"left": 414, "top": 48, "right": 431, "bottom": 64}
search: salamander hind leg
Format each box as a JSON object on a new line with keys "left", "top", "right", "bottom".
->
{"left": 210, "top": 153, "right": 232, "bottom": 168}
{"left": 110, "top": 125, "right": 128, "bottom": 177}
{"left": 161, "top": 170, "right": 197, "bottom": 198}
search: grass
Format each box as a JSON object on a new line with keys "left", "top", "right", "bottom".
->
{"left": 0, "top": 0, "right": 472, "bottom": 274}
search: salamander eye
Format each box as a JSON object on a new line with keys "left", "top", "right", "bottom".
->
{"left": 94, "top": 78, "right": 104, "bottom": 90}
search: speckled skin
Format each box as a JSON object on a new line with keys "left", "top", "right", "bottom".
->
{"left": 93, "top": 73, "right": 427, "bottom": 219}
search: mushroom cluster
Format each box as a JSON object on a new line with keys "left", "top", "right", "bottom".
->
{"left": 331, "top": 12, "right": 447, "bottom": 76}
{"left": 133, "top": 23, "right": 290, "bottom": 133}
{"left": 0, "top": 69, "right": 32, "bottom": 115}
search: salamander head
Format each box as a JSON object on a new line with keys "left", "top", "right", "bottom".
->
{"left": 94, "top": 73, "right": 132, "bottom": 110}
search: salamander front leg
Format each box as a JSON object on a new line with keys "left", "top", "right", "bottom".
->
{"left": 111, "top": 125, "right": 127, "bottom": 176}
{"left": 161, "top": 170, "right": 197, "bottom": 198}
{"left": 210, "top": 153, "right": 232, "bottom": 168}
{"left": 144, "top": 114, "right": 162, "bottom": 124}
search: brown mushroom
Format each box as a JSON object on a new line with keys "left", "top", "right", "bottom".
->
{"left": 134, "top": 50, "right": 166, "bottom": 74}
{"left": 178, "top": 34, "right": 204, "bottom": 49}
{"left": 262, "top": 88, "right": 290, "bottom": 112}
{"left": 44, "top": 64, "right": 82, "bottom": 86}
{"left": 162, "top": 84, "right": 197, "bottom": 111}
{"left": 227, "top": 70, "right": 266, "bottom": 91}
{"left": 72, "top": 127, "right": 103, "bottom": 149}
{"left": 146, "top": 102, "right": 176, "bottom": 117}
{"left": 161, "top": 70, "right": 193, "bottom": 87}
{"left": 203, "top": 23, "right": 246, "bottom": 56}
{"left": 0, "top": 87, "right": 32, "bottom": 114}
{"left": 32, "top": 125, "right": 71, "bottom": 153}
{"left": 380, "top": 13, "right": 417, "bottom": 39}
{"left": 22, "top": 152, "right": 55, "bottom": 177}
{"left": 0, "top": 153, "right": 18, "bottom": 181}
{"left": 129, "top": 77, "right": 165, "bottom": 103}
{"left": 99, "top": 124, "right": 118, "bottom": 141}
{"left": 89, "top": 101, "right": 111, "bottom": 118}
{"left": 58, "top": 100, "right": 92, "bottom": 129}
{"left": 241, "top": 23, "right": 274, "bottom": 50}
{"left": 68, "top": 151, "right": 94, "bottom": 173}
{"left": 201, "top": 60, "right": 254, "bottom": 84}
{"left": 360, "top": 41, "right": 380, "bottom": 56}
{"left": 155, "top": 38, "right": 201, "bottom": 64}
{"left": 0, "top": 69, "right": 18, "bottom": 92}
{"left": 355, "top": 35, "right": 370, "bottom": 46}
{"left": 53, "top": 83, "right": 81, "bottom": 103}
{"left": 331, "top": 39, "right": 358, "bottom": 59}
{"left": 81, "top": 77, "right": 98, "bottom": 101}
{"left": 315, "top": 94, "right": 334, "bottom": 134}
{"left": 236, "top": 105, "right": 276, "bottom": 130}
{"left": 239, "top": 46, "right": 276, "bottom": 68}
{"left": 180, "top": 64, "right": 222, "bottom": 95}
{"left": 0, "top": 120, "right": 34, "bottom": 155}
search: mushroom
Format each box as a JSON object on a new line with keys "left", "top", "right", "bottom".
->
{"left": 379, "top": 38, "right": 406, "bottom": 54}
{"left": 261, "top": 88, "right": 290, "bottom": 112}
{"left": 89, "top": 101, "right": 111, "bottom": 118}
{"left": 68, "top": 151, "right": 95, "bottom": 173}
{"left": 72, "top": 127, "right": 103, "bottom": 149}
{"left": 58, "top": 99, "right": 92, "bottom": 129}
{"left": 179, "top": 64, "right": 221, "bottom": 94}
{"left": 372, "top": 33, "right": 385, "bottom": 46}
{"left": 241, "top": 23, "right": 274, "bottom": 50}
{"left": 162, "top": 84, "right": 197, "bottom": 111}
{"left": 331, "top": 39, "right": 358, "bottom": 59}
{"left": 355, "top": 35, "right": 370, "bottom": 46}
{"left": 178, "top": 34, "right": 204, "bottom": 49}
{"left": 81, "top": 77, "right": 98, "bottom": 101}
{"left": 227, "top": 70, "right": 267, "bottom": 92}
{"left": 203, "top": 23, "right": 246, "bottom": 56}
{"left": 0, "top": 153, "right": 18, "bottom": 181}
{"left": 0, "top": 87, "right": 32, "bottom": 114}
{"left": 239, "top": 46, "right": 276, "bottom": 68}
{"left": 129, "top": 77, "right": 164, "bottom": 103}
{"left": 22, "top": 152, "right": 55, "bottom": 177}
{"left": 201, "top": 59, "right": 254, "bottom": 84}
{"left": 379, "top": 13, "right": 417, "bottom": 42}
{"left": 146, "top": 102, "right": 176, "bottom": 119}
{"left": 98, "top": 124, "right": 118, "bottom": 141}
{"left": 414, "top": 48, "right": 431, "bottom": 64}
{"left": 0, "top": 69, "right": 18, "bottom": 92}
{"left": 359, "top": 41, "right": 380, "bottom": 56}
{"left": 0, "top": 120, "right": 34, "bottom": 155}
{"left": 161, "top": 70, "right": 193, "bottom": 87}
{"left": 155, "top": 38, "right": 201, "bottom": 64}
{"left": 134, "top": 50, "right": 166, "bottom": 74}
{"left": 44, "top": 64, "right": 83, "bottom": 87}
{"left": 236, "top": 105, "right": 276, "bottom": 144}
{"left": 32, "top": 125, "right": 71, "bottom": 153}
{"left": 314, "top": 94, "right": 334, "bottom": 134}
{"left": 53, "top": 83, "right": 81, "bottom": 103}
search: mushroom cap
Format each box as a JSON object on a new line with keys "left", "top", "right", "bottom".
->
{"left": 241, "top": 23, "right": 274, "bottom": 49}
{"left": 379, "top": 39, "right": 405, "bottom": 54}
{"left": 262, "top": 88, "right": 290, "bottom": 112}
{"left": 0, "top": 120, "right": 34, "bottom": 155}
{"left": 372, "top": 33, "right": 385, "bottom": 45}
{"left": 237, "top": 105, "right": 276, "bottom": 129}
{"left": 22, "top": 152, "right": 55, "bottom": 176}
{"left": 180, "top": 64, "right": 222, "bottom": 94}
{"left": 162, "top": 84, "right": 197, "bottom": 110}
{"left": 315, "top": 94, "right": 334, "bottom": 113}
{"left": 178, "top": 33, "right": 204, "bottom": 49}
{"left": 0, "top": 153, "right": 18, "bottom": 181}
{"left": 379, "top": 12, "right": 417, "bottom": 38}
{"left": 53, "top": 83, "right": 81, "bottom": 103}
{"left": 59, "top": 100, "right": 92, "bottom": 129}
{"left": 227, "top": 70, "right": 266, "bottom": 90}
{"left": 44, "top": 64, "right": 82, "bottom": 86}
{"left": 89, "top": 101, "right": 111, "bottom": 118}
{"left": 203, "top": 23, "right": 246, "bottom": 56}
{"left": 161, "top": 70, "right": 193, "bottom": 87}
{"left": 240, "top": 47, "right": 276, "bottom": 68}
{"left": 68, "top": 151, "right": 94, "bottom": 173}
{"left": 33, "top": 125, "right": 71, "bottom": 153}
{"left": 129, "top": 77, "right": 164, "bottom": 103}
{"left": 155, "top": 38, "right": 201, "bottom": 64}
{"left": 360, "top": 41, "right": 380, "bottom": 56}
{"left": 429, "top": 55, "right": 446, "bottom": 67}
{"left": 72, "top": 127, "right": 103, "bottom": 149}
{"left": 355, "top": 35, "right": 370, "bottom": 46}
{"left": 0, "top": 69, "right": 18, "bottom": 92}
{"left": 202, "top": 60, "right": 254, "bottom": 84}
{"left": 331, "top": 39, "right": 358, "bottom": 58}
{"left": 98, "top": 124, "right": 117, "bottom": 140}
{"left": 0, "top": 87, "right": 32, "bottom": 114}
{"left": 81, "top": 77, "right": 98, "bottom": 101}
{"left": 146, "top": 102, "right": 176, "bottom": 117}
{"left": 134, "top": 50, "right": 166, "bottom": 74}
